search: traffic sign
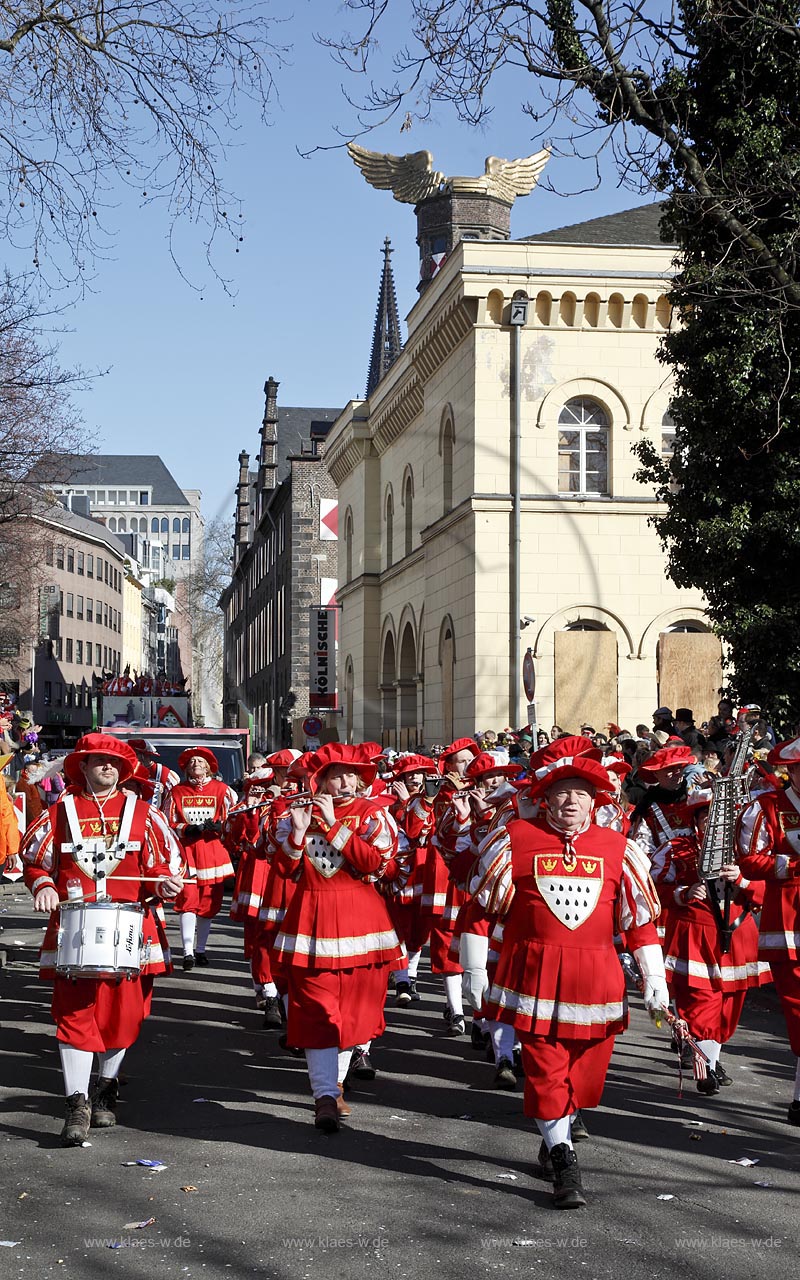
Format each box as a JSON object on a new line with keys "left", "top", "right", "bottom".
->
{"left": 302, "top": 715, "right": 323, "bottom": 737}
{"left": 522, "top": 648, "right": 536, "bottom": 702}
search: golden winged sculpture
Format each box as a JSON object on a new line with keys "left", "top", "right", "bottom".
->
{"left": 347, "top": 142, "right": 551, "bottom": 205}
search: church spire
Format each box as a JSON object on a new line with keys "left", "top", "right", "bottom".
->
{"left": 366, "top": 237, "right": 403, "bottom": 397}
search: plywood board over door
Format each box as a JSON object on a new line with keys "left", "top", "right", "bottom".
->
{"left": 554, "top": 630, "right": 618, "bottom": 734}
{"left": 657, "top": 632, "right": 723, "bottom": 727}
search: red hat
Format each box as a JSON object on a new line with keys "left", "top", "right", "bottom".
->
{"left": 527, "top": 735, "right": 601, "bottom": 776}
{"left": 392, "top": 753, "right": 439, "bottom": 779}
{"left": 127, "top": 737, "right": 160, "bottom": 759}
{"left": 178, "top": 745, "right": 219, "bottom": 774}
{"left": 264, "top": 748, "right": 302, "bottom": 769}
{"left": 603, "top": 753, "right": 632, "bottom": 779}
{"left": 64, "top": 733, "right": 138, "bottom": 786}
{"left": 639, "top": 744, "right": 695, "bottom": 780}
{"left": 288, "top": 752, "right": 313, "bottom": 782}
{"left": 307, "top": 742, "right": 378, "bottom": 794}
{"left": 439, "top": 737, "right": 480, "bottom": 771}
{"left": 242, "top": 769, "right": 274, "bottom": 791}
{"left": 526, "top": 753, "right": 614, "bottom": 804}
{"left": 465, "top": 752, "right": 521, "bottom": 781}
{"left": 767, "top": 736, "right": 800, "bottom": 768}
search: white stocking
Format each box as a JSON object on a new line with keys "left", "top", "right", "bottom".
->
{"left": 263, "top": 981, "right": 278, "bottom": 997}
{"left": 59, "top": 1044, "right": 93, "bottom": 1098}
{"left": 196, "top": 917, "right": 213, "bottom": 953}
{"left": 536, "top": 1115, "right": 573, "bottom": 1151}
{"left": 338, "top": 1049, "right": 354, "bottom": 1083}
{"left": 407, "top": 949, "right": 422, "bottom": 979}
{"left": 97, "top": 1047, "right": 126, "bottom": 1080}
{"left": 489, "top": 1020, "right": 516, "bottom": 1064}
{"left": 305, "top": 1047, "right": 338, "bottom": 1100}
{"left": 180, "top": 913, "right": 197, "bottom": 955}
{"left": 443, "top": 972, "right": 464, "bottom": 1015}
{"left": 696, "top": 1038, "right": 721, "bottom": 1070}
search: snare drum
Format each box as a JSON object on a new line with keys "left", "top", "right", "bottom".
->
{"left": 56, "top": 901, "right": 144, "bottom": 979}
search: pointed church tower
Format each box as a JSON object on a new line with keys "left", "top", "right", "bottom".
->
{"left": 366, "top": 238, "right": 403, "bottom": 397}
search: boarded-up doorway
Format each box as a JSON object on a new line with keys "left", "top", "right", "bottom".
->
{"left": 657, "top": 631, "right": 723, "bottom": 726}
{"left": 554, "top": 629, "right": 618, "bottom": 734}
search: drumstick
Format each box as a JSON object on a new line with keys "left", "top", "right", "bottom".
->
{"left": 54, "top": 876, "right": 182, "bottom": 906}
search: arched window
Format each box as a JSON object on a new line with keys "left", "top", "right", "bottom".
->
{"left": 403, "top": 472, "right": 414, "bottom": 557}
{"left": 439, "top": 620, "right": 455, "bottom": 744}
{"left": 344, "top": 509, "right": 353, "bottom": 582}
{"left": 182, "top": 517, "right": 190, "bottom": 533}
{"left": 535, "top": 291, "right": 552, "bottom": 325}
{"left": 117, "top": 517, "right": 126, "bottom": 532}
{"left": 160, "top": 518, "right": 168, "bottom": 534}
{"left": 385, "top": 490, "right": 394, "bottom": 570}
{"left": 381, "top": 631, "right": 397, "bottom": 746}
{"left": 441, "top": 417, "right": 454, "bottom": 515}
{"left": 559, "top": 291, "right": 577, "bottom": 326}
{"left": 108, "top": 517, "right": 117, "bottom": 532}
{"left": 608, "top": 293, "right": 624, "bottom": 327}
{"left": 583, "top": 292, "right": 601, "bottom": 327}
{"left": 558, "top": 397, "right": 610, "bottom": 495}
{"left": 173, "top": 518, "right": 180, "bottom": 534}
{"left": 661, "top": 411, "right": 677, "bottom": 460}
{"left": 151, "top": 517, "right": 159, "bottom": 534}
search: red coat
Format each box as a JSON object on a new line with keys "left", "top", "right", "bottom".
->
{"left": 168, "top": 780, "right": 235, "bottom": 884}
{"left": 477, "top": 818, "right": 660, "bottom": 1038}
{"left": 271, "top": 796, "right": 403, "bottom": 970}
{"left": 21, "top": 788, "right": 181, "bottom": 978}
{"left": 652, "top": 833, "right": 768, "bottom": 990}
{"left": 228, "top": 803, "right": 271, "bottom": 921}
{"left": 738, "top": 786, "right": 800, "bottom": 959}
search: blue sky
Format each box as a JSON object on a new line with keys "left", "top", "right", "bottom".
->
{"left": 39, "top": 3, "right": 656, "bottom": 528}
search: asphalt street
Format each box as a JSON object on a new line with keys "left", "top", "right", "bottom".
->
{"left": 2, "top": 881, "right": 799, "bottom": 1280}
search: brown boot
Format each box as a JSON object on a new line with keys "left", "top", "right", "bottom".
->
{"left": 61, "top": 1092, "right": 91, "bottom": 1147}
{"left": 91, "top": 1077, "right": 119, "bottom": 1128}
{"left": 336, "top": 1084, "right": 351, "bottom": 1118}
{"left": 314, "top": 1095, "right": 340, "bottom": 1133}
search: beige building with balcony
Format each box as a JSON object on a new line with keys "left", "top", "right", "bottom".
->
{"left": 326, "top": 204, "right": 722, "bottom": 746}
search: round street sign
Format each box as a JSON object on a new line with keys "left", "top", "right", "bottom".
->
{"left": 522, "top": 649, "right": 536, "bottom": 703}
{"left": 303, "top": 715, "right": 323, "bottom": 737}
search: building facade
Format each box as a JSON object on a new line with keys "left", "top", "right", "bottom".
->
{"left": 220, "top": 380, "right": 341, "bottom": 750}
{"left": 326, "top": 206, "right": 722, "bottom": 746}
{"left": 47, "top": 456, "right": 203, "bottom": 579}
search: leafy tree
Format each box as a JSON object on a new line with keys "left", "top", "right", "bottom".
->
{"left": 326, "top": 0, "right": 800, "bottom": 724}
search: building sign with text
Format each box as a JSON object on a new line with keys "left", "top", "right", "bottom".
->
{"left": 309, "top": 606, "right": 338, "bottom": 709}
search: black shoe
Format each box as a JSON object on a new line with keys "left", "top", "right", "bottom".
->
{"left": 714, "top": 1063, "right": 733, "bottom": 1087}
{"left": 408, "top": 978, "right": 421, "bottom": 1002}
{"left": 278, "top": 1033, "right": 305, "bottom": 1059}
{"left": 61, "top": 1092, "right": 91, "bottom": 1147}
{"left": 471, "top": 1020, "right": 490, "bottom": 1051}
{"left": 787, "top": 1100, "right": 800, "bottom": 1126}
{"left": 444, "top": 1009, "right": 466, "bottom": 1037}
{"left": 91, "top": 1077, "right": 119, "bottom": 1129}
{"left": 182, "top": 955, "right": 195, "bottom": 971}
{"left": 395, "top": 981, "right": 412, "bottom": 1006}
{"left": 570, "top": 1110, "right": 589, "bottom": 1142}
{"left": 349, "top": 1049, "right": 376, "bottom": 1081}
{"left": 696, "top": 1073, "right": 720, "bottom": 1096}
{"left": 535, "top": 1139, "right": 554, "bottom": 1182}
{"left": 513, "top": 1045, "right": 525, "bottom": 1078}
{"left": 493, "top": 1057, "right": 517, "bottom": 1091}
{"left": 262, "top": 996, "right": 283, "bottom": 1029}
{"left": 550, "top": 1143, "right": 586, "bottom": 1209}
{"left": 195, "top": 952, "right": 209, "bottom": 967}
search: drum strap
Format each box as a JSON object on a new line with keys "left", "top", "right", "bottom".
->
{"left": 61, "top": 793, "right": 141, "bottom": 880}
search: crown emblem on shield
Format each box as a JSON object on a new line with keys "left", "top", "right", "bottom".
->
{"left": 541, "top": 858, "right": 557, "bottom": 873}
{"left": 582, "top": 860, "right": 597, "bottom": 873}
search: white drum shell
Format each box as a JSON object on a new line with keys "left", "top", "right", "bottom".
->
{"left": 56, "top": 901, "right": 144, "bottom": 979}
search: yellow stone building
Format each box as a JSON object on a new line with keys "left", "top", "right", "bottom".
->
{"left": 326, "top": 205, "right": 722, "bottom": 746}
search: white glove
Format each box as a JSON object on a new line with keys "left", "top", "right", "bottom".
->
{"left": 459, "top": 933, "right": 489, "bottom": 1012}
{"left": 634, "top": 943, "right": 669, "bottom": 1018}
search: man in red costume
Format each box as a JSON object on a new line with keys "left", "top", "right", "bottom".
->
{"left": 474, "top": 751, "right": 666, "bottom": 1208}
{"left": 168, "top": 747, "right": 237, "bottom": 968}
{"left": 21, "top": 733, "right": 184, "bottom": 1146}
{"left": 270, "top": 742, "right": 403, "bottom": 1133}
{"left": 737, "top": 735, "right": 800, "bottom": 1124}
